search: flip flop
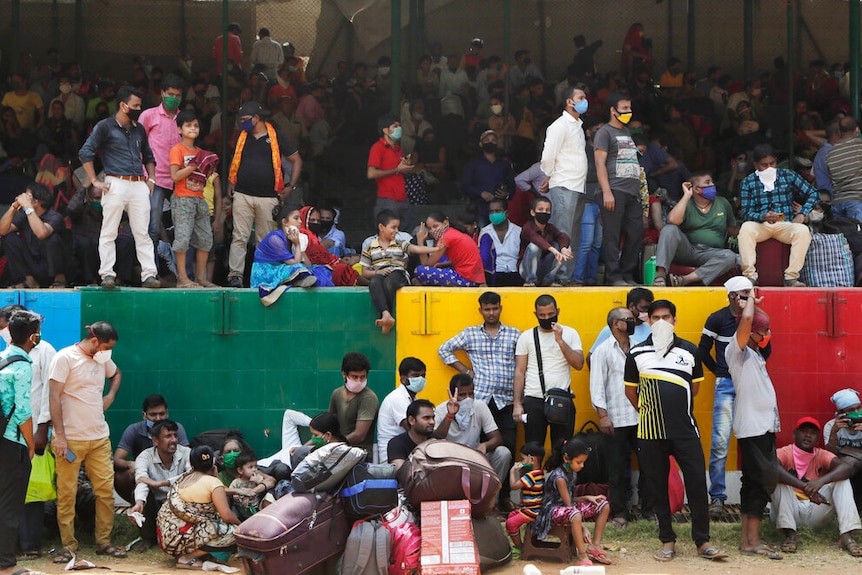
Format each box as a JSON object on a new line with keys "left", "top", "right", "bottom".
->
{"left": 740, "top": 544, "right": 782, "bottom": 559}
{"left": 611, "top": 516, "right": 627, "bottom": 528}
{"left": 840, "top": 537, "right": 862, "bottom": 557}
{"left": 699, "top": 546, "right": 729, "bottom": 560}
{"left": 587, "top": 547, "right": 612, "bottom": 565}
{"left": 177, "top": 559, "right": 204, "bottom": 570}
{"left": 11, "top": 568, "right": 48, "bottom": 575}
{"left": 95, "top": 543, "right": 127, "bottom": 558}
{"left": 653, "top": 549, "right": 675, "bottom": 562}
{"left": 780, "top": 538, "right": 797, "bottom": 553}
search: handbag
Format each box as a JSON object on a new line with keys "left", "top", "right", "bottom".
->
{"left": 533, "top": 328, "right": 575, "bottom": 426}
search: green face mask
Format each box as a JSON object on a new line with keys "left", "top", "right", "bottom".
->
{"left": 90, "top": 200, "right": 102, "bottom": 212}
{"left": 489, "top": 212, "right": 507, "bottom": 226}
{"left": 164, "top": 96, "right": 182, "bottom": 111}
{"left": 222, "top": 450, "right": 240, "bottom": 469}
{"left": 311, "top": 435, "right": 327, "bottom": 449}
{"left": 564, "top": 462, "right": 572, "bottom": 472}
{"left": 521, "top": 463, "right": 534, "bottom": 472}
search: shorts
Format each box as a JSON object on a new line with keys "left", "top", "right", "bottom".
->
{"left": 550, "top": 499, "right": 608, "bottom": 525}
{"left": 506, "top": 509, "right": 537, "bottom": 534}
{"left": 171, "top": 195, "right": 213, "bottom": 252}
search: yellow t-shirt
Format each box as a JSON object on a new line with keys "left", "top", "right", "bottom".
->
{"left": 179, "top": 474, "right": 224, "bottom": 503}
{"left": 203, "top": 173, "right": 219, "bottom": 216}
{"left": 1, "top": 91, "right": 44, "bottom": 130}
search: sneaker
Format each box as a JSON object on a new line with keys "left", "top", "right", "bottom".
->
{"left": 228, "top": 276, "right": 243, "bottom": 288}
{"left": 142, "top": 276, "right": 161, "bottom": 288}
{"left": 709, "top": 498, "right": 725, "bottom": 519}
{"left": 100, "top": 276, "right": 116, "bottom": 290}
{"left": 783, "top": 278, "right": 806, "bottom": 287}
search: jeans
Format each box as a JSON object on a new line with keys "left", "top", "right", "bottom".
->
{"left": 149, "top": 184, "right": 169, "bottom": 252}
{"left": 549, "top": 186, "right": 585, "bottom": 279}
{"left": 573, "top": 201, "right": 602, "bottom": 284}
{"left": 601, "top": 190, "right": 643, "bottom": 283}
{"left": 489, "top": 401, "right": 516, "bottom": 498}
{"left": 832, "top": 201, "right": 862, "bottom": 222}
{"left": 519, "top": 243, "right": 564, "bottom": 285}
{"left": 708, "top": 376, "right": 735, "bottom": 502}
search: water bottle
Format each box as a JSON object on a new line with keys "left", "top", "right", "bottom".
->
{"left": 523, "top": 564, "right": 542, "bottom": 575}
{"left": 643, "top": 255, "right": 657, "bottom": 286}
{"left": 560, "top": 566, "right": 606, "bottom": 575}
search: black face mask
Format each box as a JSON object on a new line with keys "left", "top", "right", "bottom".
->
{"left": 623, "top": 318, "right": 637, "bottom": 335}
{"left": 538, "top": 314, "right": 558, "bottom": 330}
{"left": 534, "top": 212, "right": 552, "bottom": 225}
{"left": 482, "top": 142, "right": 497, "bottom": 154}
{"left": 308, "top": 222, "right": 323, "bottom": 236}
{"left": 126, "top": 107, "right": 143, "bottom": 122}
{"left": 319, "top": 220, "right": 334, "bottom": 234}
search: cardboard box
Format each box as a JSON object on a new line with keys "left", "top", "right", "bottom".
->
{"left": 420, "top": 500, "right": 479, "bottom": 575}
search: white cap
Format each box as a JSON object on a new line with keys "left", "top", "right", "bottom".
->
{"left": 724, "top": 276, "right": 753, "bottom": 294}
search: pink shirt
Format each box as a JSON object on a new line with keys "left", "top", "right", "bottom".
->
{"left": 49, "top": 344, "right": 118, "bottom": 441}
{"left": 296, "top": 94, "right": 324, "bottom": 129}
{"left": 139, "top": 103, "right": 181, "bottom": 189}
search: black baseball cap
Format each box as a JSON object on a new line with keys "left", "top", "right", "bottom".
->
{"left": 237, "top": 101, "right": 268, "bottom": 118}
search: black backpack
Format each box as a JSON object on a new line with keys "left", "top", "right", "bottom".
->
{"left": 573, "top": 420, "right": 608, "bottom": 485}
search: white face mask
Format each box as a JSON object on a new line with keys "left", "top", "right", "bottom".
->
{"left": 93, "top": 349, "right": 113, "bottom": 364}
{"left": 59, "top": 84, "right": 73, "bottom": 95}
{"left": 405, "top": 376, "right": 426, "bottom": 393}
{"left": 755, "top": 166, "right": 777, "bottom": 191}
{"left": 650, "top": 320, "right": 675, "bottom": 351}
{"left": 455, "top": 397, "right": 474, "bottom": 429}
{"left": 809, "top": 210, "right": 825, "bottom": 223}
{"left": 378, "top": 67, "right": 390, "bottom": 76}
{"left": 491, "top": 104, "right": 503, "bottom": 115}
{"left": 0, "top": 327, "right": 10, "bottom": 345}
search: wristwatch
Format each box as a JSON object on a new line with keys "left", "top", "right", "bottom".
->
{"left": 24, "top": 208, "right": 34, "bottom": 215}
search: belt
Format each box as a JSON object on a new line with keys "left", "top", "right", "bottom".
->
{"left": 107, "top": 174, "right": 147, "bottom": 182}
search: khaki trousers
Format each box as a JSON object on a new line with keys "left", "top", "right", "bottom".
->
{"left": 228, "top": 192, "right": 278, "bottom": 279}
{"left": 737, "top": 221, "right": 811, "bottom": 281}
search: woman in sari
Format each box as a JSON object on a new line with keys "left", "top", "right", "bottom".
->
{"left": 156, "top": 446, "right": 241, "bottom": 569}
{"left": 250, "top": 206, "right": 333, "bottom": 305}
{"left": 298, "top": 205, "right": 364, "bottom": 286}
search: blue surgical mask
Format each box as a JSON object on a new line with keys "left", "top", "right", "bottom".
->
{"left": 389, "top": 126, "right": 402, "bottom": 141}
{"left": 700, "top": 185, "right": 717, "bottom": 201}
{"left": 241, "top": 118, "right": 255, "bottom": 132}
{"left": 406, "top": 376, "right": 426, "bottom": 393}
{"left": 573, "top": 100, "right": 589, "bottom": 115}
{"left": 145, "top": 419, "right": 155, "bottom": 429}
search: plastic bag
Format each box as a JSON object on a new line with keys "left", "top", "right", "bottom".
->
{"left": 26, "top": 450, "right": 57, "bottom": 503}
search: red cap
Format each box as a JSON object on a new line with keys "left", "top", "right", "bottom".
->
{"left": 795, "top": 416, "right": 821, "bottom": 431}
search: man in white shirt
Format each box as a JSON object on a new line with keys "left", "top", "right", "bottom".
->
{"left": 541, "top": 84, "right": 588, "bottom": 283}
{"left": 251, "top": 27, "right": 285, "bottom": 80}
{"left": 513, "top": 294, "right": 584, "bottom": 445}
{"left": 478, "top": 198, "right": 522, "bottom": 286}
{"left": 376, "top": 357, "right": 427, "bottom": 463}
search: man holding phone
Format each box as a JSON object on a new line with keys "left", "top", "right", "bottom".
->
{"left": 738, "top": 143, "right": 817, "bottom": 287}
{"left": 49, "top": 322, "right": 126, "bottom": 563}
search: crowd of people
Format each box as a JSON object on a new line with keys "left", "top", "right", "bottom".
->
{"left": 0, "top": 22, "right": 859, "bottom": 293}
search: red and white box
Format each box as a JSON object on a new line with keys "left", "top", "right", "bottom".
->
{"left": 420, "top": 500, "right": 479, "bottom": 575}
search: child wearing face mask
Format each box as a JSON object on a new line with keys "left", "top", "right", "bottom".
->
{"left": 506, "top": 442, "right": 546, "bottom": 558}
{"left": 532, "top": 438, "right": 613, "bottom": 566}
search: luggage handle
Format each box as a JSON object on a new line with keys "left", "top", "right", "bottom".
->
{"left": 460, "top": 467, "right": 490, "bottom": 505}
{"left": 340, "top": 479, "right": 399, "bottom": 498}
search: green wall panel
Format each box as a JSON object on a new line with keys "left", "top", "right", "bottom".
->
{"left": 79, "top": 288, "right": 397, "bottom": 458}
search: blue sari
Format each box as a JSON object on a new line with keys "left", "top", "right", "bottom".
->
{"left": 251, "top": 229, "right": 334, "bottom": 305}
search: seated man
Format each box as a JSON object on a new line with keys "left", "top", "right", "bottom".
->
{"left": 772, "top": 416, "right": 862, "bottom": 557}
{"left": 113, "top": 395, "right": 190, "bottom": 504}
{"left": 330, "top": 352, "right": 379, "bottom": 461}
{"left": 434, "top": 374, "right": 512, "bottom": 503}
{"left": 518, "top": 196, "right": 573, "bottom": 287}
{"left": 653, "top": 172, "right": 739, "bottom": 287}
{"left": 462, "top": 129, "right": 516, "bottom": 227}
{"left": 377, "top": 357, "right": 427, "bottom": 464}
{"left": 127, "top": 420, "right": 190, "bottom": 552}
{"left": 479, "top": 198, "right": 523, "bottom": 287}
{"left": 823, "top": 388, "right": 862, "bottom": 511}
{"left": 389, "top": 399, "right": 437, "bottom": 472}
{"left": 0, "top": 183, "right": 67, "bottom": 288}
{"left": 738, "top": 143, "right": 816, "bottom": 287}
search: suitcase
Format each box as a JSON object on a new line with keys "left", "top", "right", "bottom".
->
{"left": 235, "top": 492, "right": 349, "bottom": 575}
{"left": 471, "top": 516, "right": 512, "bottom": 570}
{"left": 396, "top": 439, "right": 501, "bottom": 518}
{"left": 340, "top": 463, "right": 399, "bottom": 519}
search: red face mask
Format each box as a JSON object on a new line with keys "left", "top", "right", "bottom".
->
{"left": 756, "top": 333, "right": 771, "bottom": 349}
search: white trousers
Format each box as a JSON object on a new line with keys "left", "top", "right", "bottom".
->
{"left": 98, "top": 177, "right": 157, "bottom": 280}
{"left": 771, "top": 479, "right": 862, "bottom": 535}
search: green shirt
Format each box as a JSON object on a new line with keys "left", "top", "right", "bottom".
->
{"left": 329, "top": 386, "right": 379, "bottom": 458}
{"left": 0, "top": 345, "right": 33, "bottom": 446}
{"left": 680, "top": 196, "right": 735, "bottom": 248}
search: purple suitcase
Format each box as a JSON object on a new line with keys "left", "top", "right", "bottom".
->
{"left": 235, "top": 492, "right": 348, "bottom": 575}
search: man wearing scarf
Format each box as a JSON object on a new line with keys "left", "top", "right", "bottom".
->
{"left": 738, "top": 143, "right": 817, "bottom": 287}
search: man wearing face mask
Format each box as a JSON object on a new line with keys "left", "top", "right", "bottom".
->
{"left": 738, "top": 143, "right": 816, "bottom": 287}
{"left": 50, "top": 74, "right": 85, "bottom": 131}
{"left": 513, "top": 294, "right": 584, "bottom": 446}
{"left": 590, "top": 306, "right": 645, "bottom": 527}
{"left": 518, "top": 196, "right": 573, "bottom": 287}
{"left": 540, "top": 84, "right": 589, "bottom": 283}
{"left": 79, "top": 86, "right": 160, "bottom": 289}
{"left": 463, "top": 130, "right": 515, "bottom": 226}
{"left": 49, "top": 321, "right": 127, "bottom": 562}
{"left": 594, "top": 92, "right": 643, "bottom": 286}
{"left": 317, "top": 204, "right": 345, "bottom": 256}
{"left": 368, "top": 114, "right": 413, "bottom": 229}
{"left": 587, "top": 287, "right": 654, "bottom": 369}
{"left": 226, "top": 101, "right": 302, "bottom": 288}
{"left": 652, "top": 172, "right": 739, "bottom": 287}
{"left": 435, "top": 374, "right": 512, "bottom": 488}
{"left": 376, "top": 357, "right": 427, "bottom": 464}
{"left": 329, "top": 352, "right": 379, "bottom": 462}
{"left": 478, "top": 199, "right": 523, "bottom": 286}
{"left": 624, "top": 300, "right": 727, "bottom": 562}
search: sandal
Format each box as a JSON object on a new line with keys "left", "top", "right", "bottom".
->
{"left": 95, "top": 543, "right": 127, "bottom": 558}
{"left": 611, "top": 516, "right": 627, "bottom": 528}
{"left": 587, "top": 547, "right": 612, "bottom": 565}
{"left": 652, "top": 275, "right": 667, "bottom": 287}
{"left": 575, "top": 557, "right": 593, "bottom": 567}
{"left": 50, "top": 281, "right": 66, "bottom": 289}
{"left": 176, "top": 558, "right": 204, "bottom": 570}
{"left": 18, "top": 550, "right": 42, "bottom": 561}
{"left": 698, "top": 546, "right": 729, "bottom": 560}
{"left": 199, "top": 281, "right": 219, "bottom": 288}
{"left": 668, "top": 273, "right": 686, "bottom": 287}
{"left": 176, "top": 280, "right": 203, "bottom": 288}
{"left": 840, "top": 537, "right": 862, "bottom": 557}
{"left": 52, "top": 549, "right": 74, "bottom": 564}
{"left": 653, "top": 548, "right": 675, "bottom": 562}
{"left": 739, "top": 543, "right": 782, "bottom": 559}
{"left": 11, "top": 568, "right": 48, "bottom": 575}
{"left": 780, "top": 537, "right": 797, "bottom": 553}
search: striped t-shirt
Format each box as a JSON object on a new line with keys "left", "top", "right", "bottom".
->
{"left": 360, "top": 237, "right": 413, "bottom": 271}
{"left": 517, "top": 469, "right": 545, "bottom": 518}
{"left": 826, "top": 138, "right": 862, "bottom": 205}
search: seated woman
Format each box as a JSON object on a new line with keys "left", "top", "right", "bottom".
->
{"left": 414, "top": 211, "right": 487, "bottom": 287}
{"left": 289, "top": 412, "right": 348, "bottom": 469}
{"left": 217, "top": 438, "right": 276, "bottom": 499}
{"left": 298, "top": 205, "right": 364, "bottom": 287}
{"left": 251, "top": 206, "right": 333, "bottom": 306}
{"left": 156, "top": 446, "right": 241, "bottom": 570}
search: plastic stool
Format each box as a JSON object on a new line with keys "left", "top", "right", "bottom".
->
{"left": 521, "top": 523, "right": 574, "bottom": 562}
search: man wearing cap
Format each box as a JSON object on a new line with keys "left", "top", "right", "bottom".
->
{"left": 463, "top": 129, "right": 515, "bottom": 227}
{"left": 653, "top": 172, "right": 739, "bottom": 287}
{"left": 772, "top": 416, "right": 862, "bottom": 557}
{"left": 226, "top": 101, "right": 302, "bottom": 288}
{"left": 698, "top": 276, "right": 771, "bottom": 519}
{"left": 824, "top": 388, "right": 862, "bottom": 511}
{"left": 726, "top": 291, "right": 782, "bottom": 558}
{"left": 540, "top": 83, "right": 588, "bottom": 283}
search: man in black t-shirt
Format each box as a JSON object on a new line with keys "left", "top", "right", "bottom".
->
{"left": 624, "top": 299, "right": 727, "bottom": 563}
{"left": 388, "top": 399, "right": 437, "bottom": 472}
{"left": 226, "top": 101, "right": 303, "bottom": 288}
{"left": 0, "top": 183, "right": 67, "bottom": 287}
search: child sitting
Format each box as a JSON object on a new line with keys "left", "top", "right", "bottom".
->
{"left": 229, "top": 452, "right": 275, "bottom": 519}
{"left": 506, "top": 442, "right": 546, "bottom": 559}
{"left": 533, "top": 438, "right": 613, "bottom": 566}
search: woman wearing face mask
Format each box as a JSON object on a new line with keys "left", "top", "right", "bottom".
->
{"left": 297, "top": 206, "right": 362, "bottom": 286}
{"left": 414, "top": 212, "right": 487, "bottom": 287}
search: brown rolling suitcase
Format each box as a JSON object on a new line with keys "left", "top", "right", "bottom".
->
{"left": 396, "top": 439, "right": 501, "bottom": 518}
{"left": 235, "top": 492, "right": 349, "bottom": 575}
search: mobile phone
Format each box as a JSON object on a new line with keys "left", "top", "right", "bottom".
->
{"left": 66, "top": 450, "right": 77, "bottom": 463}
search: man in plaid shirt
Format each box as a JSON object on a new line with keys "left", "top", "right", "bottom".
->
{"left": 438, "top": 290, "right": 520, "bottom": 510}
{"left": 738, "top": 143, "right": 816, "bottom": 287}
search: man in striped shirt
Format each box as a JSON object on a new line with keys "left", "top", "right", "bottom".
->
{"left": 825, "top": 115, "right": 862, "bottom": 222}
